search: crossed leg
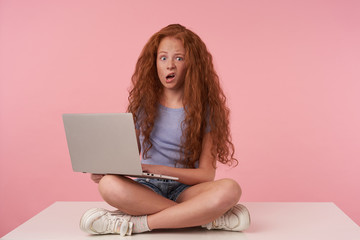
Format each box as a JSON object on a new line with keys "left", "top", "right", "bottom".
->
{"left": 98, "top": 175, "right": 242, "bottom": 230}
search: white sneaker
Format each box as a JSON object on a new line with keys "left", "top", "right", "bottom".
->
{"left": 202, "top": 204, "right": 251, "bottom": 231}
{"left": 80, "top": 208, "right": 133, "bottom": 236}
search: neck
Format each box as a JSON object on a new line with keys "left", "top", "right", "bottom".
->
{"left": 160, "top": 89, "right": 184, "bottom": 109}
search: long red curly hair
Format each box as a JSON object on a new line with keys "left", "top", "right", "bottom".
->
{"left": 127, "top": 24, "right": 237, "bottom": 168}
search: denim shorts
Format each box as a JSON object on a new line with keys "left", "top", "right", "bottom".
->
{"left": 134, "top": 178, "right": 190, "bottom": 202}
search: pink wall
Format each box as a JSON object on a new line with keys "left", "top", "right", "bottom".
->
{"left": 1, "top": 0, "right": 359, "bottom": 236}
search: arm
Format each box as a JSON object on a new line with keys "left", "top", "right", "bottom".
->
{"left": 142, "top": 132, "right": 216, "bottom": 186}
{"left": 136, "top": 129, "right": 141, "bottom": 153}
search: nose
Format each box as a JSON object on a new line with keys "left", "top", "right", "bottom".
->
{"left": 167, "top": 59, "right": 175, "bottom": 70}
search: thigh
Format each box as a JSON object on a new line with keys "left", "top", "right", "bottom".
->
{"left": 99, "top": 175, "right": 177, "bottom": 215}
{"left": 176, "top": 178, "right": 242, "bottom": 204}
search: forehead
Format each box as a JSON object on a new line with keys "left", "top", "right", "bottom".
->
{"left": 157, "top": 37, "right": 185, "bottom": 53}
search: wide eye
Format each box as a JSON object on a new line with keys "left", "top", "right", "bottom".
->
{"left": 160, "top": 56, "right": 167, "bottom": 61}
{"left": 176, "top": 57, "right": 184, "bottom": 61}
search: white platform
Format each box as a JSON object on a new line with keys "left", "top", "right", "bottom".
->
{"left": 2, "top": 202, "right": 360, "bottom": 240}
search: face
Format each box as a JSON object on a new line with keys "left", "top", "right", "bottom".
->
{"left": 156, "top": 37, "right": 187, "bottom": 93}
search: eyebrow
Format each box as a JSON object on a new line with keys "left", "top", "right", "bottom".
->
{"left": 158, "top": 51, "right": 185, "bottom": 55}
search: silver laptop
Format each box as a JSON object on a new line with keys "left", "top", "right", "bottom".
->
{"left": 62, "top": 113, "right": 178, "bottom": 180}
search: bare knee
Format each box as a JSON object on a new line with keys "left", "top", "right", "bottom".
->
{"left": 212, "top": 179, "right": 242, "bottom": 210}
{"left": 98, "top": 175, "right": 129, "bottom": 205}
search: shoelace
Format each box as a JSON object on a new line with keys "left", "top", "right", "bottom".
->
{"left": 104, "top": 213, "right": 130, "bottom": 236}
{"left": 213, "top": 214, "right": 226, "bottom": 228}
{"left": 203, "top": 215, "right": 225, "bottom": 230}
{"left": 212, "top": 208, "right": 237, "bottom": 229}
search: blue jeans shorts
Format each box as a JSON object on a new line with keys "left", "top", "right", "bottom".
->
{"left": 134, "top": 178, "right": 190, "bottom": 202}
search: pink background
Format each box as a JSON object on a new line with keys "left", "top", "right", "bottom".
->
{"left": 1, "top": 0, "right": 359, "bottom": 236}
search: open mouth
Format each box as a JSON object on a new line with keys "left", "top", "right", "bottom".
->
{"left": 166, "top": 73, "right": 176, "bottom": 82}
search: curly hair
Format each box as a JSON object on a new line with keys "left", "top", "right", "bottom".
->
{"left": 127, "top": 24, "right": 237, "bottom": 168}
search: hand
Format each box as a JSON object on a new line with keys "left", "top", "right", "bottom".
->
{"left": 141, "top": 164, "right": 164, "bottom": 174}
{"left": 90, "top": 174, "right": 105, "bottom": 184}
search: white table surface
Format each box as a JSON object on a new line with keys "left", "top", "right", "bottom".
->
{"left": 2, "top": 201, "right": 360, "bottom": 240}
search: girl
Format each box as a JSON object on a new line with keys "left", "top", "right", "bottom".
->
{"left": 80, "top": 24, "right": 250, "bottom": 236}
